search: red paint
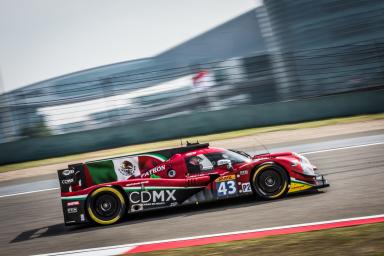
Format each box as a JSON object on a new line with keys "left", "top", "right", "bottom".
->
{"left": 125, "top": 216, "right": 384, "bottom": 254}
{"left": 192, "top": 70, "right": 209, "bottom": 84}
{"left": 62, "top": 146, "right": 313, "bottom": 198}
{"left": 60, "top": 143, "right": 328, "bottom": 225}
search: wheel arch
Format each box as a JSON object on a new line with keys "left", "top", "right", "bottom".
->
{"left": 85, "top": 185, "right": 128, "bottom": 203}
{"left": 111, "top": 185, "right": 129, "bottom": 206}
{"left": 250, "top": 162, "right": 291, "bottom": 184}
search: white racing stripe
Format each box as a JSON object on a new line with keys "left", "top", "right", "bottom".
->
{"left": 1, "top": 141, "right": 383, "bottom": 198}
{"left": 34, "top": 214, "right": 384, "bottom": 256}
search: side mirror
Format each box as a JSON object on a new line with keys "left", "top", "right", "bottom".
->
{"left": 217, "top": 159, "right": 233, "bottom": 171}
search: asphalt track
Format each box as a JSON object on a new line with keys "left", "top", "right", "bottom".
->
{"left": 0, "top": 131, "right": 383, "bottom": 255}
{"left": 1, "top": 131, "right": 383, "bottom": 197}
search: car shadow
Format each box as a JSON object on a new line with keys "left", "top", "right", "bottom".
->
{"left": 10, "top": 190, "right": 322, "bottom": 243}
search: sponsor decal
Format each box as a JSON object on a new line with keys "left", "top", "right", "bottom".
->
{"left": 215, "top": 175, "right": 236, "bottom": 182}
{"left": 67, "top": 201, "right": 80, "bottom": 207}
{"left": 67, "top": 207, "right": 78, "bottom": 214}
{"left": 61, "top": 178, "right": 74, "bottom": 185}
{"left": 141, "top": 165, "right": 166, "bottom": 178}
{"left": 125, "top": 181, "right": 149, "bottom": 187}
{"left": 168, "top": 169, "right": 176, "bottom": 178}
{"left": 80, "top": 214, "right": 85, "bottom": 221}
{"left": 62, "top": 169, "right": 75, "bottom": 176}
{"left": 216, "top": 180, "right": 237, "bottom": 197}
{"left": 239, "top": 170, "right": 248, "bottom": 175}
{"left": 254, "top": 158, "right": 269, "bottom": 162}
{"left": 187, "top": 173, "right": 208, "bottom": 177}
{"left": 288, "top": 180, "right": 313, "bottom": 193}
{"left": 129, "top": 190, "right": 176, "bottom": 205}
{"left": 241, "top": 182, "right": 252, "bottom": 192}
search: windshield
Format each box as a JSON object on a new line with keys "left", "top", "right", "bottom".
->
{"left": 205, "top": 150, "right": 251, "bottom": 167}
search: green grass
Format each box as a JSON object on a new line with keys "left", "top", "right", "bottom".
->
{"left": 134, "top": 222, "right": 384, "bottom": 256}
{"left": 1, "top": 113, "right": 383, "bottom": 173}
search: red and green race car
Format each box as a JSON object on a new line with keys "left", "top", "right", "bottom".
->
{"left": 58, "top": 142, "right": 329, "bottom": 225}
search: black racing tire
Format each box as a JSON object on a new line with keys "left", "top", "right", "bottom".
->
{"left": 251, "top": 163, "right": 289, "bottom": 200}
{"left": 86, "top": 187, "right": 126, "bottom": 225}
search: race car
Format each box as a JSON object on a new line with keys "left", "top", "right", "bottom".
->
{"left": 58, "top": 142, "right": 329, "bottom": 225}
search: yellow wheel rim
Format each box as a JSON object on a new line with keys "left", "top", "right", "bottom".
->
{"left": 87, "top": 187, "right": 125, "bottom": 225}
{"left": 252, "top": 165, "right": 288, "bottom": 199}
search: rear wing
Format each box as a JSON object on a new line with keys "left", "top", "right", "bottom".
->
{"left": 57, "top": 163, "right": 87, "bottom": 193}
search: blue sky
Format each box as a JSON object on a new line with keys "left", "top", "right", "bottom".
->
{"left": 0, "top": 0, "right": 260, "bottom": 92}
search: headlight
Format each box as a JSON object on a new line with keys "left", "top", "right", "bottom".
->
{"left": 294, "top": 153, "right": 315, "bottom": 176}
{"left": 290, "top": 160, "right": 299, "bottom": 167}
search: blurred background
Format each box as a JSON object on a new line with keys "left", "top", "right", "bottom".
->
{"left": 0, "top": 0, "right": 384, "bottom": 164}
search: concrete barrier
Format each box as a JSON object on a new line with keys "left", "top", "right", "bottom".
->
{"left": 1, "top": 89, "right": 383, "bottom": 165}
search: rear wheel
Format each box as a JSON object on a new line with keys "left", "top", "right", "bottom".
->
{"left": 251, "top": 164, "right": 289, "bottom": 200}
{"left": 86, "top": 187, "right": 126, "bottom": 225}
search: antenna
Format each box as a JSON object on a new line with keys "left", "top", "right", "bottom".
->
{"left": 253, "top": 135, "right": 270, "bottom": 156}
{"left": 180, "top": 138, "right": 183, "bottom": 146}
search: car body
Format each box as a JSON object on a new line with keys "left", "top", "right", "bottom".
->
{"left": 58, "top": 142, "right": 329, "bottom": 225}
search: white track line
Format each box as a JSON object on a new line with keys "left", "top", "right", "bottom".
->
{"left": 1, "top": 141, "right": 383, "bottom": 199}
{"left": 302, "top": 141, "right": 384, "bottom": 155}
{"left": 35, "top": 214, "right": 384, "bottom": 256}
{"left": 0, "top": 187, "right": 58, "bottom": 198}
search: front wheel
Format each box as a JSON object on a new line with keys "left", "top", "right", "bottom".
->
{"left": 251, "top": 164, "right": 289, "bottom": 200}
{"left": 86, "top": 187, "right": 126, "bottom": 225}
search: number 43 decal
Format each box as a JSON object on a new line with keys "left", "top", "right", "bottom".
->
{"left": 217, "top": 180, "right": 237, "bottom": 197}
